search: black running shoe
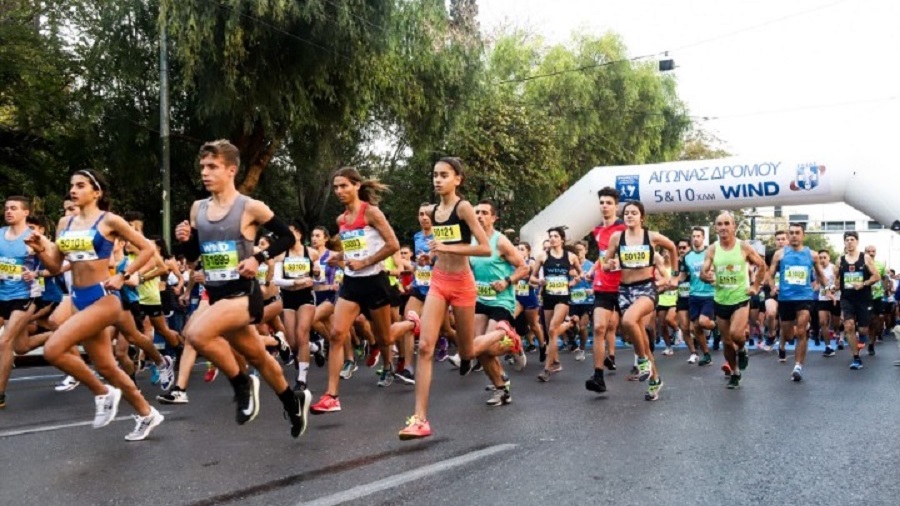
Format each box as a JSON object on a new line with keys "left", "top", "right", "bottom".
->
{"left": 585, "top": 374, "right": 607, "bottom": 393}
{"left": 604, "top": 355, "right": 617, "bottom": 371}
{"left": 235, "top": 376, "right": 260, "bottom": 425}
{"left": 539, "top": 345, "right": 547, "bottom": 363}
{"left": 287, "top": 388, "right": 311, "bottom": 438}
{"left": 459, "top": 359, "right": 473, "bottom": 376}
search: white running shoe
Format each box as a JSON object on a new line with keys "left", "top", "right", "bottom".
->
{"left": 662, "top": 347, "right": 674, "bottom": 356}
{"left": 125, "top": 407, "right": 164, "bottom": 441}
{"left": 158, "top": 356, "right": 175, "bottom": 391}
{"left": 687, "top": 353, "right": 699, "bottom": 364}
{"left": 447, "top": 353, "right": 461, "bottom": 369}
{"left": 93, "top": 386, "right": 122, "bottom": 428}
{"left": 513, "top": 349, "right": 528, "bottom": 371}
{"left": 574, "top": 349, "right": 586, "bottom": 362}
{"left": 54, "top": 375, "right": 80, "bottom": 392}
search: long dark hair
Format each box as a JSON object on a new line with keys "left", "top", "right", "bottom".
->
{"left": 74, "top": 169, "right": 111, "bottom": 211}
{"left": 332, "top": 167, "right": 389, "bottom": 205}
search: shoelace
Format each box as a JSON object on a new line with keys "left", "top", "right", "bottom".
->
{"left": 131, "top": 415, "right": 151, "bottom": 433}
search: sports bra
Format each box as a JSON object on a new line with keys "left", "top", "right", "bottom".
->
{"left": 431, "top": 200, "right": 472, "bottom": 245}
{"left": 56, "top": 213, "right": 115, "bottom": 262}
{"left": 616, "top": 228, "right": 654, "bottom": 270}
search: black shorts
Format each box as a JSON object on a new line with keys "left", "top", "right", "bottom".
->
{"left": 714, "top": 300, "right": 749, "bottom": 320}
{"left": 206, "top": 278, "right": 265, "bottom": 325}
{"left": 124, "top": 299, "right": 145, "bottom": 328}
{"left": 777, "top": 300, "right": 813, "bottom": 322}
{"left": 410, "top": 288, "right": 427, "bottom": 303}
{"left": 140, "top": 304, "right": 164, "bottom": 318}
{"left": 676, "top": 297, "right": 689, "bottom": 312}
{"left": 475, "top": 302, "right": 513, "bottom": 323}
{"left": 815, "top": 299, "right": 841, "bottom": 317}
{"left": 263, "top": 294, "right": 281, "bottom": 307}
{"left": 749, "top": 296, "right": 762, "bottom": 311}
{"left": 542, "top": 294, "right": 569, "bottom": 310}
{"left": 339, "top": 272, "right": 392, "bottom": 312}
{"left": 881, "top": 300, "right": 895, "bottom": 316}
{"left": 0, "top": 298, "right": 35, "bottom": 320}
{"left": 593, "top": 291, "right": 619, "bottom": 312}
{"left": 282, "top": 288, "right": 314, "bottom": 311}
{"left": 315, "top": 290, "right": 336, "bottom": 306}
{"left": 569, "top": 304, "right": 592, "bottom": 319}
{"left": 389, "top": 284, "right": 402, "bottom": 308}
{"left": 841, "top": 298, "right": 873, "bottom": 328}
{"left": 34, "top": 297, "right": 61, "bottom": 313}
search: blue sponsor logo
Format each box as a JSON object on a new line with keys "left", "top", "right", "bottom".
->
{"left": 790, "top": 164, "right": 825, "bottom": 192}
{"left": 616, "top": 175, "right": 640, "bottom": 202}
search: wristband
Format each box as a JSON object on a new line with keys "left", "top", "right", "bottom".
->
{"left": 253, "top": 252, "right": 268, "bottom": 265}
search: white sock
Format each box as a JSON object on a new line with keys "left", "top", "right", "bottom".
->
{"left": 275, "top": 330, "right": 285, "bottom": 341}
{"left": 297, "top": 362, "right": 310, "bottom": 383}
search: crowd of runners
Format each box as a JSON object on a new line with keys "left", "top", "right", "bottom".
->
{"left": 1, "top": 140, "right": 898, "bottom": 442}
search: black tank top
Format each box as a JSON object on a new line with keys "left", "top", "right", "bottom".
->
{"left": 431, "top": 199, "right": 472, "bottom": 245}
{"left": 542, "top": 249, "right": 571, "bottom": 297}
{"left": 839, "top": 253, "right": 871, "bottom": 302}
{"left": 616, "top": 229, "right": 654, "bottom": 269}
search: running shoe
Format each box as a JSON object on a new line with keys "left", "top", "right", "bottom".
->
{"left": 158, "top": 356, "right": 175, "bottom": 392}
{"left": 662, "top": 347, "right": 674, "bottom": 356}
{"left": 585, "top": 373, "right": 607, "bottom": 393}
{"left": 687, "top": 353, "right": 699, "bottom": 364}
{"left": 294, "top": 381, "right": 308, "bottom": 393}
{"left": 539, "top": 345, "right": 547, "bottom": 364}
{"left": 837, "top": 340, "right": 845, "bottom": 351}
{"left": 459, "top": 359, "right": 474, "bottom": 376}
{"left": 548, "top": 361, "right": 562, "bottom": 374}
{"left": 365, "top": 347, "right": 381, "bottom": 368}
{"left": 149, "top": 363, "right": 160, "bottom": 385}
{"left": 644, "top": 378, "right": 663, "bottom": 401}
{"left": 472, "top": 360, "right": 484, "bottom": 373}
{"left": 313, "top": 339, "right": 327, "bottom": 367}
{"left": 867, "top": 344, "right": 876, "bottom": 356}
{"left": 287, "top": 388, "right": 312, "bottom": 438}
{"left": 204, "top": 363, "right": 218, "bottom": 383}
{"left": 778, "top": 349, "right": 787, "bottom": 363}
{"left": 791, "top": 364, "right": 803, "bottom": 381}
{"left": 823, "top": 347, "right": 836, "bottom": 357}
{"left": 55, "top": 375, "right": 80, "bottom": 392}
{"left": 157, "top": 388, "right": 188, "bottom": 405}
{"left": 626, "top": 366, "right": 641, "bottom": 381}
{"left": 377, "top": 365, "right": 394, "bottom": 387}
{"left": 398, "top": 415, "right": 431, "bottom": 440}
{"left": 758, "top": 341, "right": 772, "bottom": 352}
{"left": 738, "top": 349, "right": 749, "bottom": 371}
{"left": 850, "top": 358, "right": 863, "bottom": 370}
{"left": 274, "top": 332, "right": 293, "bottom": 365}
{"left": 435, "top": 337, "right": 449, "bottom": 362}
{"left": 0, "top": 392, "right": 5, "bottom": 409}
{"left": 604, "top": 355, "right": 616, "bottom": 371}
{"left": 575, "top": 349, "right": 587, "bottom": 361}
{"left": 636, "top": 358, "right": 651, "bottom": 382}
{"left": 447, "top": 353, "right": 461, "bottom": 369}
{"left": 406, "top": 310, "right": 421, "bottom": 337}
{"left": 726, "top": 374, "right": 741, "bottom": 389}
{"left": 93, "top": 386, "right": 122, "bottom": 428}
{"left": 235, "top": 375, "right": 260, "bottom": 424}
{"left": 310, "top": 393, "right": 341, "bottom": 414}
{"left": 485, "top": 376, "right": 510, "bottom": 391}
{"left": 721, "top": 363, "right": 733, "bottom": 376}
{"left": 339, "top": 360, "right": 358, "bottom": 379}
{"left": 536, "top": 369, "right": 551, "bottom": 382}
{"left": 125, "top": 407, "right": 164, "bottom": 442}
{"left": 394, "top": 368, "right": 416, "bottom": 385}
{"left": 698, "top": 353, "right": 712, "bottom": 366}
{"left": 486, "top": 385, "right": 511, "bottom": 406}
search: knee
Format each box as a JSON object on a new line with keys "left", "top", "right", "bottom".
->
{"left": 93, "top": 361, "right": 120, "bottom": 379}
{"left": 42, "top": 341, "right": 66, "bottom": 363}
{"left": 13, "top": 341, "right": 31, "bottom": 356}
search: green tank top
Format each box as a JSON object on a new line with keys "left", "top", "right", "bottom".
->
{"left": 470, "top": 231, "right": 515, "bottom": 313}
{"left": 658, "top": 269, "right": 678, "bottom": 306}
{"left": 713, "top": 241, "right": 749, "bottom": 305}
{"left": 872, "top": 260, "right": 886, "bottom": 299}
{"left": 384, "top": 255, "right": 399, "bottom": 287}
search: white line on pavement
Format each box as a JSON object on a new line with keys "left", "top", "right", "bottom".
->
{"left": 0, "top": 410, "right": 172, "bottom": 438}
{"left": 296, "top": 443, "right": 517, "bottom": 506}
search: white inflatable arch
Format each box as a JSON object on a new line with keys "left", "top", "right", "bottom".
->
{"left": 519, "top": 155, "right": 898, "bottom": 247}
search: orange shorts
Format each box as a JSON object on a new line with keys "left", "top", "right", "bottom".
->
{"left": 428, "top": 268, "right": 477, "bottom": 308}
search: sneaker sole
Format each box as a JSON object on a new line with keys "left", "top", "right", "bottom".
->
{"left": 486, "top": 396, "right": 511, "bottom": 406}
{"left": 394, "top": 375, "right": 415, "bottom": 385}
{"left": 399, "top": 431, "right": 431, "bottom": 441}
{"left": 156, "top": 396, "right": 188, "bottom": 405}
{"left": 295, "top": 389, "right": 312, "bottom": 437}
{"left": 55, "top": 383, "right": 80, "bottom": 392}
{"left": 238, "top": 376, "right": 261, "bottom": 424}
{"left": 125, "top": 413, "right": 164, "bottom": 442}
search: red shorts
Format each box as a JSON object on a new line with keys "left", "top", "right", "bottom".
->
{"left": 428, "top": 268, "right": 477, "bottom": 308}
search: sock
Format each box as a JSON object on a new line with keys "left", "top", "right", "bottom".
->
{"left": 228, "top": 373, "right": 250, "bottom": 396}
{"left": 310, "top": 341, "right": 319, "bottom": 354}
{"left": 277, "top": 387, "right": 299, "bottom": 412}
{"left": 593, "top": 367, "right": 604, "bottom": 379}
{"left": 297, "top": 362, "right": 309, "bottom": 383}
{"left": 633, "top": 355, "right": 639, "bottom": 367}
{"left": 853, "top": 354, "right": 860, "bottom": 360}
{"left": 275, "top": 330, "right": 285, "bottom": 341}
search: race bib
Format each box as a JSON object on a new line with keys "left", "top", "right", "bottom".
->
{"left": 515, "top": 280, "right": 530, "bottom": 297}
{"left": 57, "top": 230, "right": 99, "bottom": 262}
{"left": 283, "top": 256, "right": 311, "bottom": 279}
{"left": 256, "top": 264, "right": 269, "bottom": 283}
{"left": 620, "top": 245, "right": 651, "bottom": 269}
{"left": 0, "top": 256, "right": 24, "bottom": 281}
{"left": 433, "top": 224, "right": 461, "bottom": 243}
{"left": 201, "top": 241, "right": 239, "bottom": 281}
{"left": 545, "top": 275, "right": 569, "bottom": 296}
{"left": 844, "top": 271, "right": 863, "bottom": 287}
{"left": 783, "top": 266, "right": 809, "bottom": 285}
{"left": 476, "top": 281, "right": 497, "bottom": 300}
{"left": 340, "top": 230, "right": 367, "bottom": 258}
{"left": 414, "top": 266, "right": 432, "bottom": 287}
{"left": 678, "top": 281, "right": 690, "bottom": 298}
{"left": 570, "top": 288, "right": 588, "bottom": 304}
{"left": 334, "top": 269, "right": 345, "bottom": 285}
{"left": 715, "top": 265, "right": 740, "bottom": 288}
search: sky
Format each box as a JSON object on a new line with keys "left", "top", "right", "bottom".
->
{"left": 477, "top": 0, "right": 899, "bottom": 158}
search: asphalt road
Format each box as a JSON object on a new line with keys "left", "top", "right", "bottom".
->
{"left": 2, "top": 338, "right": 899, "bottom": 506}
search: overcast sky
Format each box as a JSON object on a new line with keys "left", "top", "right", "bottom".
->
{"left": 478, "top": 0, "right": 899, "bottom": 158}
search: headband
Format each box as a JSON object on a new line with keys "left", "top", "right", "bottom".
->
{"left": 77, "top": 170, "right": 102, "bottom": 191}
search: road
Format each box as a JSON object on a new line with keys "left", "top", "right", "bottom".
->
{"left": 2, "top": 339, "right": 899, "bottom": 506}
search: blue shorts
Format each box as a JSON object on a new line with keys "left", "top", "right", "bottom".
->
{"left": 688, "top": 296, "right": 715, "bottom": 322}
{"left": 71, "top": 284, "right": 120, "bottom": 312}
{"left": 516, "top": 294, "right": 540, "bottom": 310}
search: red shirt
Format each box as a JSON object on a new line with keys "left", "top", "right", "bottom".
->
{"left": 592, "top": 219, "right": 626, "bottom": 293}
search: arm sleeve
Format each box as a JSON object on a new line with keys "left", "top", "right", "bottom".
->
{"left": 254, "top": 216, "right": 295, "bottom": 263}
{"left": 273, "top": 262, "right": 294, "bottom": 287}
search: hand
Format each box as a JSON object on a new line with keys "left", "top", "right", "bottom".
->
{"left": 852, "top": 282, "right": 864, "bottom": 290}
{"left": 178, "top": 291, "right": 190, "bottom": 306}
{"left": 294, "top": 278, "right": 314, "bottom": 289}
{"left": 175, "top": 220, "right": 192, "bottom": 242}
{"left": 746, "top": 285, "right": 759, "bottom": 297}
{"left": 105, "top": 273, "right": 125, "bottom": 290}
{"left": 192, "top": 270, "right": 205, "bottom": 283}
{"left": 417, "top": 252, "right": 431, "bottom": 265}
{"left": 604, "top": 258, "right": 620, "bottom": 272}
{"left": 490, "top": 279, "right": 508, "bottom": 293}
{"left": 428, "top": 240, "right": 448, "bottom": 254}
{"left": 22, "top": 269, "right": 36, "bottom": 282}
{"left": 347, "top": 258, "right": 368, "bottom": 272}
{"left": 24, "top": 231, "right": 46, "bottom": 252}
{"left": 326, "top": 254, "right": 342, "bottom": 267}
{"left": 237, "top": 257, "right": 260, "bottom": 278}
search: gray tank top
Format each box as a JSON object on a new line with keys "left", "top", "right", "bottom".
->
{"left": 196, "top": 195, "right": 255, "bottom": 287}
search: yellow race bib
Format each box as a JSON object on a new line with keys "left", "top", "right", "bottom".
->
{"left": 433, "top": 224, "right": 461, "bottom": 243}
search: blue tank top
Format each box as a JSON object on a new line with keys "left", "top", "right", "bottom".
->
{"left": 412, "top": 230, "right": 433, "bottom": 294}
{"left": 117, "top": 257, "right": 140, "bottom": 303}
{"left": 56, "top": 213, "right": 115, "bottom": 262}
{"left": 571, "top": 259, "right": 595, "bottom": 305}
{"left": 779, "top": 246, "right": 814, "bottom": 301}
{"left": 0, "top": 226, "right": 34, "bottom": 301}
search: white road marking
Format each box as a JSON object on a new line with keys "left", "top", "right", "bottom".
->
{"left": 0, "top": 411, "right": 172, "bottom": 438}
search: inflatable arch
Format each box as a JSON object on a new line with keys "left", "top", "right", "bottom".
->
{"left": 519, "top": 155, "right": 899, "bottom": 247}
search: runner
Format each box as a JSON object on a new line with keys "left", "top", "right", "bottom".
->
{"left": 655, "top": 249, "right": 679, "bottom": 356}
{"left": 674, "top": 239, "right": 692, "bottom": 361}
{"left": 175, "top": 139, "right": 308, "bottom": 437}
{"left": 310, "top": 225, "right": 338, "bottom": 369}
{"left": 765, "top": 230, "right": 788, "bottom": 357}
{"left": 766, "top": 222, "right": 826, "bottom": 382}
{"left": 569, "top": 241, "right": 595, "bottom": 361}
{"left": 398, "top": 157, "right": 491, "bottom": 440}
{"left": 602, "top": 200, "right": 677, "bottom": 401}
{"left": 815, "top": 249, "right": 841, "bottom": 357}
{"left": 25, "top": 171, "right": 164, "bottom": 440}
{"left": 839, "top": 232, "right": 880, "bottom": 370}
{"left": 514, "top": 242, "right": 546, "bottom": 361}
{"left": 862, "top": 245, "right": 888, "bottom": 355}
{"left": 681, "top": 227, "right": 714, "bottom": 366}
{"left": 310, "top": 166, "right": 400, "bottom": 414}
{"left": 534, "top": 227, "right": 581, "bottom": 382}
{"left": 700, "top": 212, "right": 767, "bottom": 389}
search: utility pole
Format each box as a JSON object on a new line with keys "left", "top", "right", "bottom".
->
{"left": 160, "top": 23, "right": 171, "bottom": 248}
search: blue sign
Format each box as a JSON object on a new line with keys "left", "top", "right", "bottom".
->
{"left": 616, "top": 175, "right": 641, "bottom": 202}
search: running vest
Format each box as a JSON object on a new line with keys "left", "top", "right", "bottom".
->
{"left": 470, "top": 231, "right": 515, "bottom": 313}
{"left": 515, "top": 258, "right": 537, "bottom": 298}
{"left": 616, "top": 229, "right": 654, "bottom": 270}
{"left": 658, "top": 277, "right": 678, "bottom": 307}
{"left": 117, "top": 257, "right": 140, "bottom": 303}
{"left": 431, "top": 200, "right": 472, "bottom": 245}
{"left": 571, "top": 259, "right": 595, "bottom": 305}
{"left": 712, "top": 241, "right": 749, "bottom": 305}
{"left": 196, "top": 195, "right": 256, "bottom": 287}
{"left": 56, "top": 213, "right": 114, "bottom": 263}
{"left": 683, "top": 248, "right": 714, "bottom": 298}
{"left": 136, "top": 255, "right": 162, "bottom": 305}
{"left": 384, "top": 254, "right": 400, "bottom": 287}
{"left": 817, "top": 264, "right": 837, "bottom": 300}
{"left": 778, "top": 246, "right": 815, "bottom": 301}
{"left": 338, "top": 201, "right": 385, "bottom": 278}
{"left": 871, "top": 260, "right": 886, "bottom": 299}
{"left": 542, "top": 249, "right": 571, "bottom": 297}
{"left": 839, "top": 253, "right": 871, "bottom": 302}
{"left": 282, "top": 247, "right": 312, "bottom": 282}
{"left": 592, "top": 220, "right": 626, "bottom": 293}
{"left": 0, "top": 226, "right": 33, "bottom": 301}
{"left": 412, "top": 230, "right": 433, "bottom": 292}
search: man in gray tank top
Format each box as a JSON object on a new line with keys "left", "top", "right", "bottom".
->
{"left": 175, "top": 139, "right": 310, "bottom": 438}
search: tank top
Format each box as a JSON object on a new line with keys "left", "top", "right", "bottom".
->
{"left": 542, "top": 249, "right": 571, "bottom": 297}
{"left": 515, "top": 258, "right": 537, "bottom": 298}
{"left": 384, "top": 255, "right": 400, "bottom": 287}
{"left": 778, "top": 246, "right": 815, "bottom": 301}
{"left": 256, "top": 262, "right": 269, "bottom": 285}
{"left": 412, "top": 230, "right": 433, "bottom": 292}
{"left": 313, "top": 249, "right": 337, "bottom": 287}
{"left": 817, "top": 264, "right": 837, "bottom": 301}
{"left": 616, "top": 228, "right": 654, "bottom": 270}
{"left": 282, "top": 247, "right": 312, "bottom": 281}
{"left": 0, "top": 226, "right": 34, "bottom": 301}
{"left": 712, "top": 241, "right": 749, "bottom": 305}
{"left": 431, "top": 200, "right": 472, "bottom": 245}
{"left": 871, "top": 260, "right": 886, "bottom": 299}
{"left": 839, "top": 253, "right": 871, "bottom": 302}
{"left": 470, "top": 231, "right": 515, "bottom": 312}
{"left": 56, "top": 213, "right": 114, "bottom": 263}
{"left": 571, "top": 259, "right": 595, "bottom": 305}
{"left": 683, "top": 248, "right": 714, "bottom": 298}
{"left": 338, "top": 201, "right": 385, "bottom": 278}
{"left": 197, "top": 195, "right": 256, "bottom": 287}
{"left": 592, "top": 220, "right": 626, "bottom": 293}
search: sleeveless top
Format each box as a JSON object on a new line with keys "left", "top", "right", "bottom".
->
{"left": 282, "top": 245, "right": 312, "bottom": 287}
{"left": 712, "top": 241, "right": 749, "bottom": 305}
{"left": 683, "top": 248, "right": 714, "bottom": 298}
{"left": 778, "top": 246, "right": 814, "bottom": 301}
{"left": 616, "top": 229, "right": 654, "bottom": 270}
{"left": 592, "top": 220, "right": 626, "bottom": 293}
{"left": 339, "top": 201, "right": 385, "bottom": 278}
{"left": 197, "top": 195, "right": 255, "bottom": 287}
{"left": 470, "top": 231, "right": 515, "bottom": 313}
{"left": 0, "top": 226, "right": 34, "bottom": 300}
{"left": 542, "top": 249, "right": 571, "bottom": 297}
{"left": 839, "top": 253, "right": 871, "bottom": 302}
{"left": 56, "top": 213, "right": 114, "bottom": 263}
{"left": 431, "top": 200, "right": 472, "bottom": 245}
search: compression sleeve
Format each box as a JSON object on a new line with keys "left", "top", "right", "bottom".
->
{"left": 253, "top": 216, "right": 296, "bottom": 264}
{"left": 272, "top": 261, "right": 294, "bottom": 287}
{"left": 184, "top": 228, "right": 201, "bottom": 262}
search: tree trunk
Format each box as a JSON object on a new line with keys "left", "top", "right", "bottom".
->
{"left": 234, "top": 122, "right": 280, "bottom": 195}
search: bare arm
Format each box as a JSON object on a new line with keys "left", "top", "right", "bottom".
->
{"left": 700, "top": 244, "right": 717, "bottom": 282}
{"left": 863, "top": 254, "right": 881, "bottom": 287}
{"left": 766, "top": 249, "right": 783, "bottom": 294}
{"left": 361, "top": 205, "right": 400, "bottom": 268}
{"left": 602, "top": 232, "right": 621, "bottom": 271}
{"left": 743, "top": 242, "right": 767, "bottom": 294}
{"left": 493, "top": 235, "right": 528, "bottom": 293}
{"left": 431, "top": 201, "right": 491, "bottom": 257}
